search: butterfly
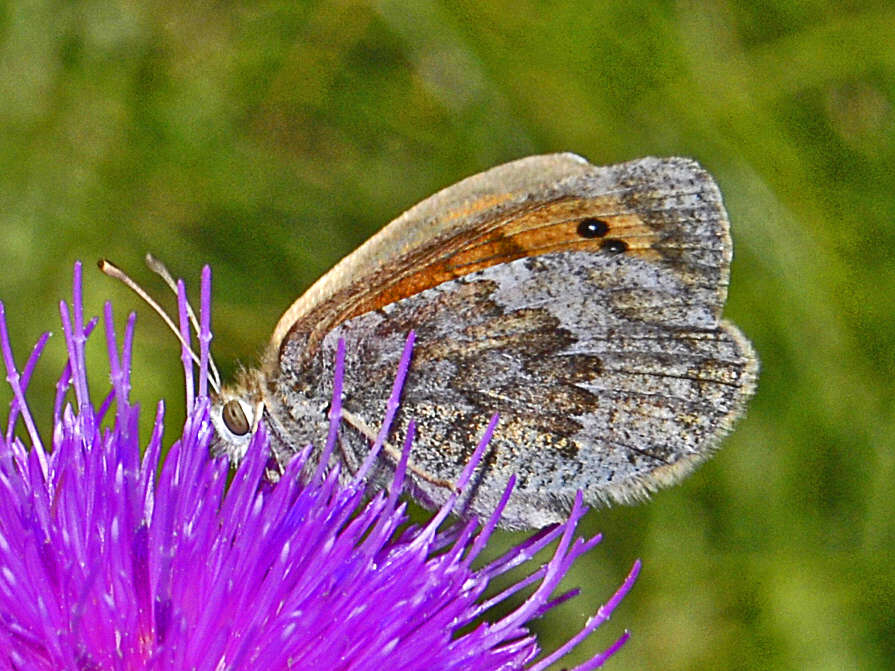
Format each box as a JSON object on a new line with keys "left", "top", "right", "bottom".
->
{"left": 186, "top": 153, "right": 755, "bottom": 530}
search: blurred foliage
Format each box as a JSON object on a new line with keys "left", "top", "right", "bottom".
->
{"left": 1, "top": 1, "right": 893, "bottom": 669}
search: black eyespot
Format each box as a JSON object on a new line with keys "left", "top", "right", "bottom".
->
{"left": 577, "top": 217, "right": 609, "bottom": 238}
{"left": 602, "top": 238, "right": 628, "bottom": 253}
{"left": 222, "top": 399, "right": 250, "bottom": 436}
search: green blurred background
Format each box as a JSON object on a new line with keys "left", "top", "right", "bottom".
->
{"left": 1, "top": 1, "right": 893, "bottom": 669}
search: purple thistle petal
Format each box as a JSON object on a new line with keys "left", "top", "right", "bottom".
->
{"left": 177, "top": 279, "right": 194, "bottom": 410}
{"left": 198, "top": 266, "right": 212, "bottom": 399}
{"left": 0, "top": 302, "right": 45, "bottom": 458}
{"left": 528, "top": 560, "right": 642, "bottom": 671}
{"left": 4, "top": 330, "right": 50, "bottom": 449}
{"left": 312, "top": 337, "right": 346, "bottom": 487}
{"left": 0, "top": 263, "right": 639, "bottom": 670}
{"left": 356, "top": 329, "right": 415, "bottom": 482}
{"left": 52, "top": 316, "right": 97, "bottom": 429}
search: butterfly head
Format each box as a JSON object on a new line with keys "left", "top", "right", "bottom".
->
{"left": 98, "top": 256, "right": 276, "bottom": 466}
{"left": 209, "top": 371, "right": 267, "bottom": 463}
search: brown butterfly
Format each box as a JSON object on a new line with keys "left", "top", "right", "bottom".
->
{"left": 129, "top": 154, "right": 758, "bottom": 529}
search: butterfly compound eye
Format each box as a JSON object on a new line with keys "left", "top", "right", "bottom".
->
{"left": 222, "top": 399, "right": 251, "bottom": 436}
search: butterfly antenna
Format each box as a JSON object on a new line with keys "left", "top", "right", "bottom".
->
{"left": 143, "top": 253, "right": 222, "bottom": 390}
{"left": 98, "top": 258, "right": 222, "bottom": 394}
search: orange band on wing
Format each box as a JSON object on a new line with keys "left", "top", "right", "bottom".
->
{"left": 346, "top": 196, "right": 658, "bottom": 318}
{"left": 274, "top": 194, "right": 664, "bottom": 363}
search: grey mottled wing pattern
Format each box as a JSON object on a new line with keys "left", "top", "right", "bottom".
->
{"left": 270, "top": 156, "right": 757, "bottom": 529}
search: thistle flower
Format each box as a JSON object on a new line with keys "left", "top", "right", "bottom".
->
{"left": 0, "top": 262, "right": 639, "bottom": 670}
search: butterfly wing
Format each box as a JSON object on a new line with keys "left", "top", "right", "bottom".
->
{"left": 269, "top": 155, "right": 757, "bottom": 528}
{"left": 269, "top": 153, "right": 597, "bottom": 352}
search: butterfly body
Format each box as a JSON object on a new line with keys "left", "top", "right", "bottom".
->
{"left": 212, "top": 154, "right": 758, "bottom": 529}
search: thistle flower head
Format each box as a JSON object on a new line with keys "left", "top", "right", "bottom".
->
{"left": 0, "top": 262, "right": 639, "bottom": 669}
